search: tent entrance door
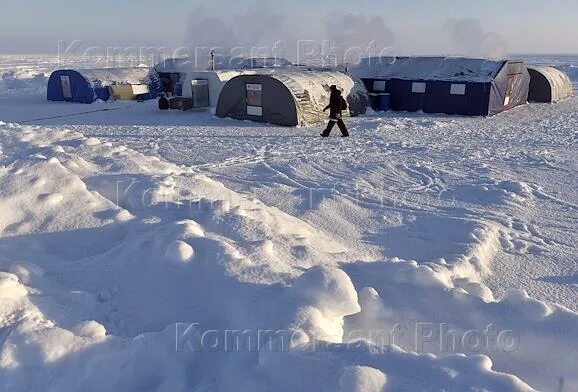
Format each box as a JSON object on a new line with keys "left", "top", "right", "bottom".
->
{"left": 60, "top": 76, "right": 72, "bottom": 99}
{"left": 191, "top": 79, "right": 210, "bottom": 108}
{"left": 246, "top": 83, "right": 263, "bottom": 116}
{"left": 504, "top": 76, "right": 516, "bottom": 108}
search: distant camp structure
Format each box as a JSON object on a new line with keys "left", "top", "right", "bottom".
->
{"left": 216, "top": 71, "right": 369, "bottom": 126}
{"left": 527, "top": 66, "right": 573, "bottom": 103}
{"left": 154, "top": 58, "right": 196, "bottom": 98}
{"left": 47, "top": 68, "right": 161, "bottom": 103}
{"left": 153, "top": 57, "right": 332, "bottom": 111}
{"left": 349, "top": 57, "right": 531, "bottom": 116}
{"left": 182, "top": 71, "right": 252, "bottom": 109}
{"left": 45, "top": 55, "right": 573, "bottom": 124}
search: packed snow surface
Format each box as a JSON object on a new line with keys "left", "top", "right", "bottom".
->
{"left": 0, "top": 54, "right": 576, "bottom": 391}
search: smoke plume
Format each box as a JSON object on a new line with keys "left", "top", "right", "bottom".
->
{"left": 181, "top": 4, "right": 510, "bottom": 68}
{"left": 446, "top": 18, "right": 509, "bottom": 58}
{"left": 324, "top": 13, "right": 396, "bottom": 64}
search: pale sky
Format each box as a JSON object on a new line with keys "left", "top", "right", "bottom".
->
{"left": 1, "top": 0, "right": 577, "bottom": 55}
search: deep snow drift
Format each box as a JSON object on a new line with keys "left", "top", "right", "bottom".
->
{"left": 0, "top": 55, "right": 577, "bottom": 391}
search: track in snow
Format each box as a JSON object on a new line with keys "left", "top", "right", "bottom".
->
{"left": 10, "top": 98, "right": 572, "bottom": 310}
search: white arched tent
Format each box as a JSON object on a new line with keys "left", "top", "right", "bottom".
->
{"left": 181, "top": 71, "right": 248, "bottom": 108}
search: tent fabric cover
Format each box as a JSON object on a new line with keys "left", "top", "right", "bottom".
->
{"left": 487, "top": 61, "right": 530, "bottom": 116}
{"left": 527, "top": 66, "right": 573, "bottom": 103}
{"left": 236, "top": 57, "right": 293, "bottom": 69}
{"left": 47, "top": 68, "right": 161, "bottom": 103}
{"left": 216, "top": 71, "right": 369, "bottom": 126}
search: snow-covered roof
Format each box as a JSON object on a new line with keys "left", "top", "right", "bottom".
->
{"left": 186, "top": 70, "right": 248, "bottom": 81}
{"left": 236, "top": 57, "right": 293, "bottom": 69}
{"left": 270, "top": 71, "right": 358, "bottom": 98}
{"left": 155, "top": 57, "right": 327, "bottom": 73}
{"left": 76, "top": 67, "right": 155, "bottom": 86}
{"left": 349, "top": 56, "right": 509, "bottom": 83}
{"left": 268, "top": 71, "right": 369, "bottom": 123}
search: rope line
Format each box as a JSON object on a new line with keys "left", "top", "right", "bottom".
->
{"left": 19, "top": 103, "right": 138, "bottom": 124}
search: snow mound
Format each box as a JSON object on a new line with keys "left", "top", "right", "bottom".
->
{"left": 164, "top": 240, "right": 195, "bottom": 263}
{"left": 343, "top": 260, "right": 578, "bottom": 391}
{"left": 338, "top": 366, "right": 387, "bottom": 392}
{"left": 289, "top": 266, "right": 360, "bottom": 342}
{"left": 292, "top": 266, "right": 360, "bottom": 319}
{"left": 71, "top": 320, "right": 107, "bottom": 339}
{"left": 0, "top": 70, "right": 47, "bottom": 97}
{"left": 0, "top": 272, "right": 28, "bottom": 300}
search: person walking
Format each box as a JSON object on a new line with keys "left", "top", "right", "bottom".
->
{"left": 321, "top": 85, "right": 349, "bottom": 137}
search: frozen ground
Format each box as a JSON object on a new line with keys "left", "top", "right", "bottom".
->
{"left": 0, "top": 55, "right": 577, "bottom": 391}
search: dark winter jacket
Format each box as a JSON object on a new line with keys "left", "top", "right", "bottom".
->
{"left": 324, "top": 88, "right": 347, "bottom": 119}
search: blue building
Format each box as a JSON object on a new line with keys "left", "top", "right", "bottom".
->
{"left": 47, "top": 68, "right": 162, "bottom": 103}
{"left": 350, "top": 57, "right": 530, "bottom": 116}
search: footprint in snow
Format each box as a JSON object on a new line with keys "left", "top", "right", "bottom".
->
{"left": 38, "top": 193, "right": 64, "bottom": 205}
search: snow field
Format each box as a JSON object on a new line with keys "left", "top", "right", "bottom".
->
{"left": 0, "top": 122, "right": 575, "bottom": 391}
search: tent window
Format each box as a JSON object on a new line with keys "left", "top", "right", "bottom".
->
{"left": 60, "top": 76, "right": 72, "bottom": 99}
{"left": 412, "top": 82, "right": 426, "bottom": 94}
{"left": 450, "top": 84, "right": 466, "bottom": 95}
{"left": 373, "top": 80, "right": 387, "bottom": 92}
{"left": 247, "top": 106, "right": 263, "bottom": 116}
{"left": 246, "top": 83, "right": 263, "bottom": 116}
{"left": 507, "top": 62, "right": 525, "bottom": 75}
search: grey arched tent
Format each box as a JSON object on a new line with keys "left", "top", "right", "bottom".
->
{"left": 216, "top": 71, "right": 369, "bottom": 126}
{"left": 528, "top": 66, "right": 573, "bottom": 103}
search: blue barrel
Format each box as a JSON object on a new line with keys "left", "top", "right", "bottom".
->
{"left": 369, "top": 93, "right": 379, "bottom": 110}
{"left": 369, "top": 93, "right": 390, "bottom": 112}
{"left": 376, "top": 93, "right": 390, "bottom": 112}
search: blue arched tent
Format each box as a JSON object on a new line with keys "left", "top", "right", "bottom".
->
{"left": 350, "top": 57, "right": 530, "bottom": 116}
{"left": 47, "top": 68, "right": 162, "bottom": 103}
